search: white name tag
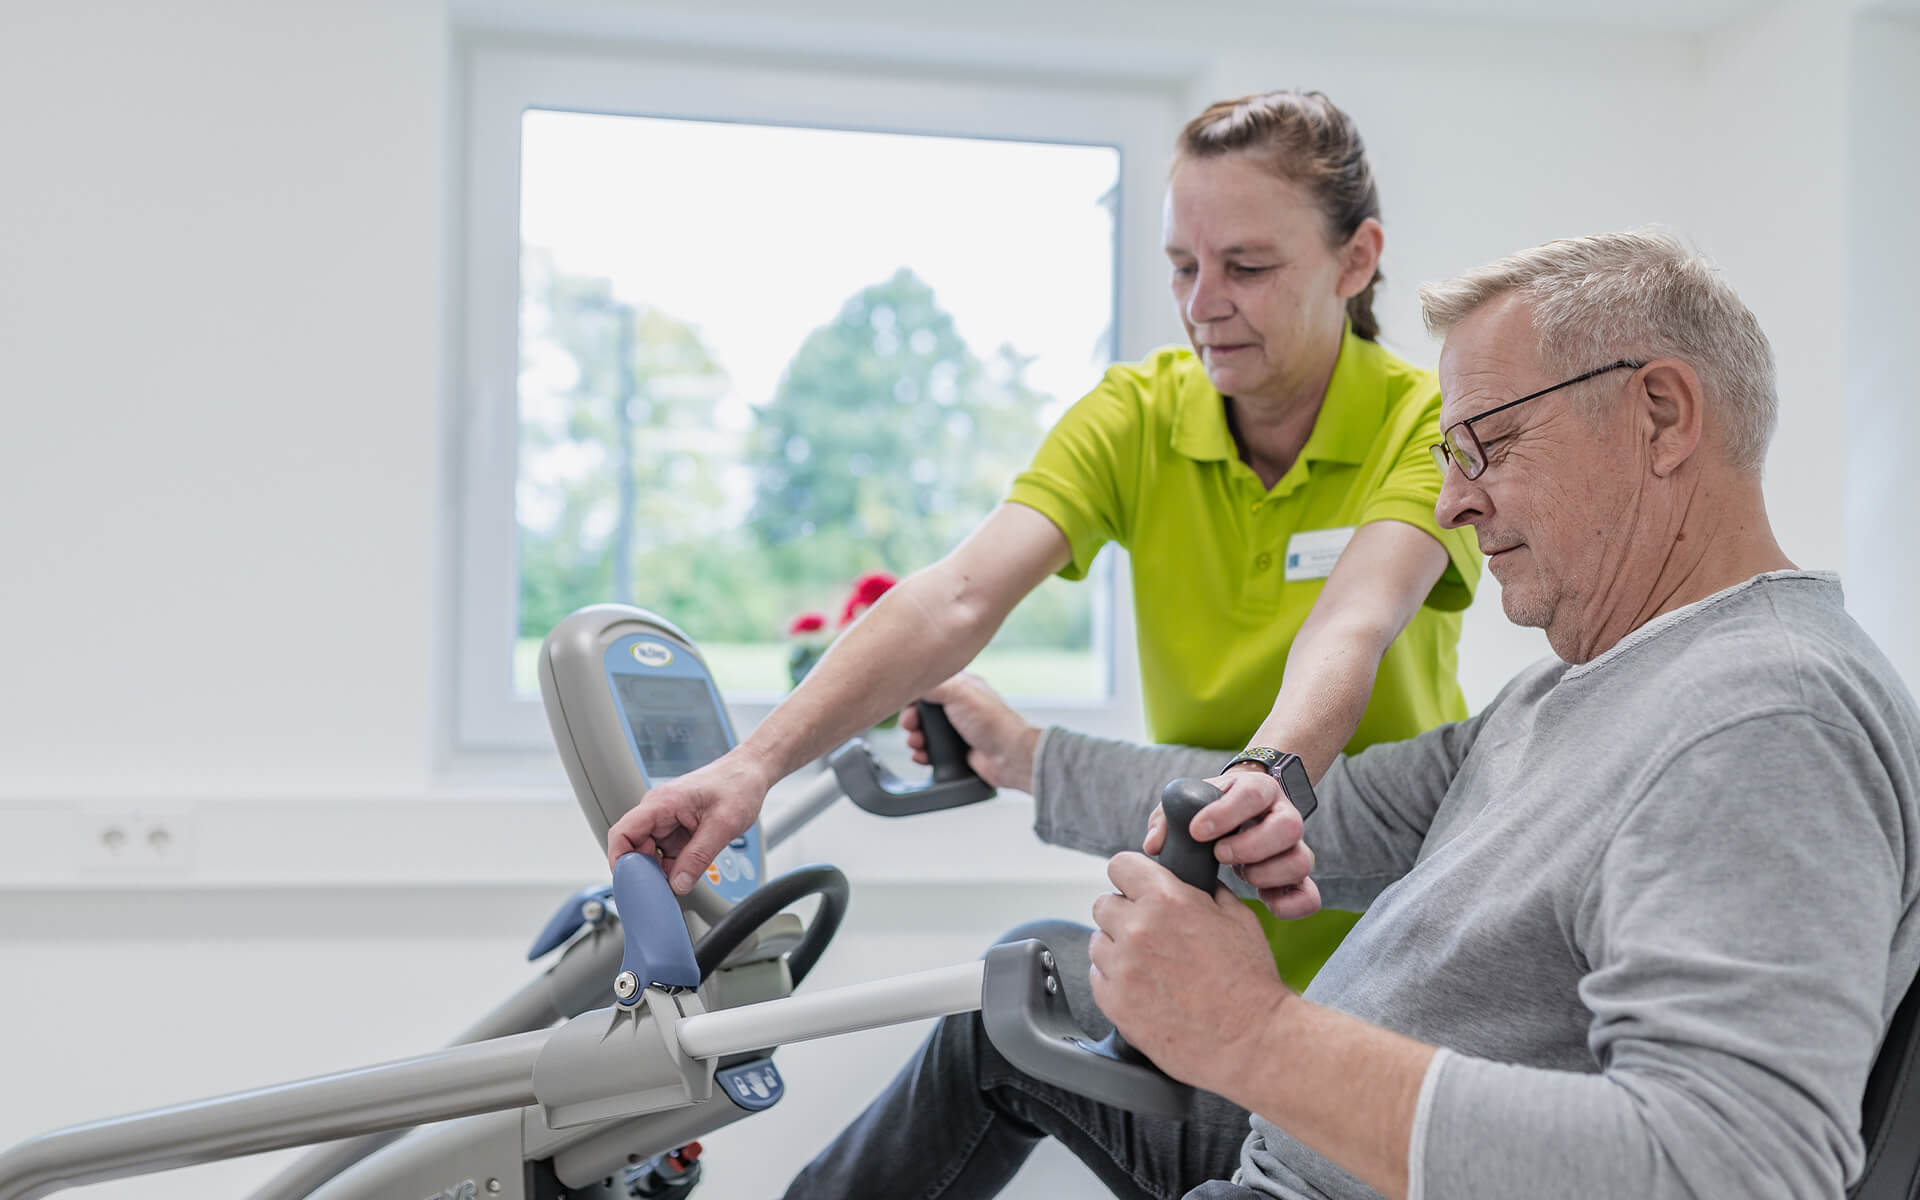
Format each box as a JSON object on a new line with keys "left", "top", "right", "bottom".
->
{"left": 1284, "top": 526, "right": 1355, "bottom": 582}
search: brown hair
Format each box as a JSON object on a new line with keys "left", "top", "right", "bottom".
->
{"left": 1176, "top": 91, "right": 1384, "bottom": 341}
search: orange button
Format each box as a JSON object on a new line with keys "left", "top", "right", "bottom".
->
{"left": 706, "top": 863, "right": 723, "bottom": 884}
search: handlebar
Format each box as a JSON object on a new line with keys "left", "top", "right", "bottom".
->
{"left": 828, "top": 701, "right": 995, "bottom": 816}
{"left": 982, "top": 767, "right": 1319, "bottom": 1118}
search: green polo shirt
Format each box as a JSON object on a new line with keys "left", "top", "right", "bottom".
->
{"left": 1007, "top": 331, "right": 1482, "bottom": 988}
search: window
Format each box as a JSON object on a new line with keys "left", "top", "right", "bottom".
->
{"left": 455, "top": 44, "right": 1179, "bottom": 750}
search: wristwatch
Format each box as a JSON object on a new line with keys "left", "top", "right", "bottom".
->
{"left": 1221, "top": 747, "right": 1317, "bottom": 819}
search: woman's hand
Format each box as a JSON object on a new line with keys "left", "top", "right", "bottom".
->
{"left": 899, "top": 673, "right": 1040, "bottom": 792}
{"left": 606, "top": 751, "right": 774, "bottom": 892}
{"left": 1144, "top": 769, "right": 1320, "bottom": 919}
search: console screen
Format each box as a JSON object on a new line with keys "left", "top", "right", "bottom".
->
{"left": 612, "top": 674, "right": 731, "bottom": 778}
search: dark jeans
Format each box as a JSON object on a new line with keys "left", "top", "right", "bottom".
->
{"left": 782, "top": 920, "right": 1261, "bottom": 1200}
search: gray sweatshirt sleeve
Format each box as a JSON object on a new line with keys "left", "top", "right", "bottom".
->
{"left": 1415, "top": 712, "right": 1908, "bottom": 1200}
{"left": 1030, "top": 725, "right": 1228, "bottom": 859}
{"left": 1032, "top": 711, "right": 1493, "bottom": 906}
{"left": 1307, "top": 709, "right": 1490, "bottom": 911}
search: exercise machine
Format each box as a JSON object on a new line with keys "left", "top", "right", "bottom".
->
{"left": 0, "top": 605, "right": 1279, "bottom": 1200}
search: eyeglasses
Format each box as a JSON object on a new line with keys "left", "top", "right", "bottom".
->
{"left": 1430, "top": 359, "right": 1645, "bottom": 481}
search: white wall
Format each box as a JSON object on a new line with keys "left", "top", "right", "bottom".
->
{"left": 0, "top": 1, "right": 1908, "bottom": 1197}
{"left": 1847, "top": 8, "right": 1920, "bottom": 688}
{"left": 0, "top": 0, "right": 449, "bottom": 800}
{"left": 1692, "top": 0, "right": 1853, "bottom": 571}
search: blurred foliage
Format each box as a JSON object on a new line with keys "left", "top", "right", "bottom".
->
{"left": 516, "top": 255, "right": 1091, "bottom": 654}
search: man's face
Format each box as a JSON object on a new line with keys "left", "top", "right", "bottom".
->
{"left": 1435, "top": 296, "right": 1644, "bottom": 658}
{"left": 1162, "top": 155, "right": 1352, "bottom": 403}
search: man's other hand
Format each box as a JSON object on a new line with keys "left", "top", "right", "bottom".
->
{"left": 1142, "top": 769, "right": 1319, "bottom": 919}
{"left": 899, "top": 673, "right": 1040, "bottom": 793}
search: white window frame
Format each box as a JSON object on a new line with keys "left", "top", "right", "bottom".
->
{"left": 452, "top": 41, "right": 1183, "bottom": 751}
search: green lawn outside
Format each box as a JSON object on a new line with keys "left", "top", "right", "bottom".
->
{"left": 514, "top": 637, "right": 1103, "bottom": 701}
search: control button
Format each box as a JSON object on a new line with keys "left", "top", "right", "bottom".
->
{"left": 705, "top": 863, "right": 722, "bottom": 885}
{"left": 717, "top": 1058, "right": 784, "bottom": 1112}
{"left": 729, "top": 836, "right": 749, "bottom": 850}
{"left": 1254, "top": 552, "right": 1273, "bottom": 572}
{"left": 739, "top": 856, "right": 757, "bottom": 882}
{"left": 719, "top": 853, "right": 740, "bottom": 883}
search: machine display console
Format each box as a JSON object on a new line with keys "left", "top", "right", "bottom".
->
{"left": 599, "top": 632, "right": 762, "bottom": 903}
{"left": 538, "top": 606, "right": 767, "bottom": 909}
{"left": 610, "top": 673, "right": 731, "bottom": 780}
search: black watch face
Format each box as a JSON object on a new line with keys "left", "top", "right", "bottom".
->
{"left": 1275, "top": 754, "right": 1317, "bottom": 821}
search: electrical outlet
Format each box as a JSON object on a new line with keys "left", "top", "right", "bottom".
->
{"left": 74, "top": 807, "right": 199, "bottom": 875}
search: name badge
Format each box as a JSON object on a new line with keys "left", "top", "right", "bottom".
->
{"left": 1284, "top": 526, "right": 1355, "bottom": 582}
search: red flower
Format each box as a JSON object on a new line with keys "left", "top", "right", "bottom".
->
{"left": 839, "top": 572, "right": 898, "bottom": 627}
{"left": 787, "top": 611, "right": 829, "bottom": 637}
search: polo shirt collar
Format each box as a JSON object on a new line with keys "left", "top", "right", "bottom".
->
{"left": 1169, "top": 325, "right": 1386, "bottom": 466}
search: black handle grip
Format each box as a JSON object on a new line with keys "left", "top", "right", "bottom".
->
{"left": 1066, "top": 777, "right": 1229, "bottom": 1113}
{"left": 1157, "top": 778, "right": 1225, "bottom": 891}
{"left": 916, "top": 701, "right": 973, "bottom": 783}
{"left": 981, "top": 769, "right": 1323, "bottom": 1117}
{"left": 828, "top": 700, "right": 994, "bottom": 818}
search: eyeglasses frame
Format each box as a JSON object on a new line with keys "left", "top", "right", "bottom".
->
{"left": 1431, "top": 359, "right": 1647, "bottom": 481}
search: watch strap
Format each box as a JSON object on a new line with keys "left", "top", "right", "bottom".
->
{"left": 1223, "top": 746, "right": 1287, "bottom": 776}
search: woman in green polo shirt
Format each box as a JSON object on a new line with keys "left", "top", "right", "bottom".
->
{"left": 611, "top": 90, "right": 1479, "bottom": 992}
{"left": 766, "top": 90, "right": 1483, "bottom": 1200}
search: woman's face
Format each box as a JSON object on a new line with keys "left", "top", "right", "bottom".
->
{"left": 1163, "top": 154, "right": 1358, "bottom": 404}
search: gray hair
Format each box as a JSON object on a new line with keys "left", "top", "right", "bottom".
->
{"left": 1418, "top": 231, "right": 1777, "bottom": 471}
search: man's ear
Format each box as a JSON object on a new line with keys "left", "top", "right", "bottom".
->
{"left": 1640, "top": 358, "right": 1705, "bottom": 477}
{"left": 1336, "top": 218, "right": 1384, "bottom": 301}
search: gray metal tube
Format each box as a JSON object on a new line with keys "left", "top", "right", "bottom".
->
{"left": 247, "top": 924, "right": 627, "bottom": 1200}
{"left": 676, "top": 960, "right": 984, "bottom": 1060}
{"left": 760, "top": 769, "right": 847, "bottom": 851}
{"left": 244, "top": 1133, "right": 408, "bottom": 1200}
{"left": 0, "top": 1030, "right": 550, "bottom": 1200}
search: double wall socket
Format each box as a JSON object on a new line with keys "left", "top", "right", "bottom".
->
{"left": 74, "top": 806, "right": 199, "bottom": 875}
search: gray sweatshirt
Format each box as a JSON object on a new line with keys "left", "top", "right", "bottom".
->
{"left": 1030, "top": 572, "right": 1920, "bottom": 1199}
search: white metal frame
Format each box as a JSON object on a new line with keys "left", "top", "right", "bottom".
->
{"left": 450, "top": 40, "right": 1183, "bottom": 751}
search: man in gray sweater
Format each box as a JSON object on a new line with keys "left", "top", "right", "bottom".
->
{"left": 782, "top": 231, "right": 1920, "bottom": 1199}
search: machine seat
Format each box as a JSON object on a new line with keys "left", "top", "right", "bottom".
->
{"left": 1853, "top": 972, "right": 1920, "bottom": 1200}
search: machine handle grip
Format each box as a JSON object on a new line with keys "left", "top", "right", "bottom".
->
{"left": 1155, "top": 762, "right": 1319, "bottom": 891}
{"left": 916, "top": 701, "right": 973, "bottom": 783}
{"left": 828, "top": 700, "right": 994, "bottom": 818}
{"left": 611, "top": 852, "right": 702, "bottom": 997}
{"left": 1156, "top": 777, "right": 1226, "bottom": 892}
{"left": 1074, "top": 777, "right": 1235, "bottom": 1093}
{"left": 978, "top": 772, "right": 1320, "bottom": 1118}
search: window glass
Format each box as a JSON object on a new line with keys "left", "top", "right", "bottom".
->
{"left": 513, "top": 111, "right": 1119, "bottom": 699}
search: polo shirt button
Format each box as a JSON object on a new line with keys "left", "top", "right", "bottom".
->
{"left": 1254, "top": 552, "right": 1273, "bottom": 572}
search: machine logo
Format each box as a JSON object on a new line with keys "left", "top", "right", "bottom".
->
{"left": 422, "top": 1181, "right": 477, "bottom": 1200}
{"left": 631, "top": 640, "right": 674, "bottom": 668}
